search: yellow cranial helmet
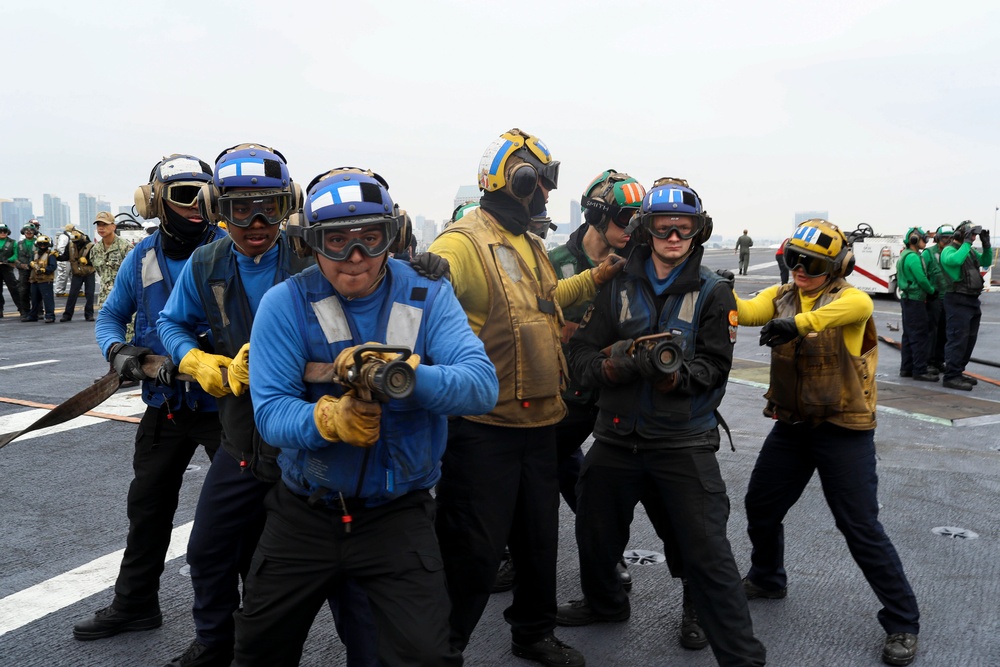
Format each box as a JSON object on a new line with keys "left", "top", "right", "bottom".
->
{"left": 477, "top": 128, "right": 559, "bottom": 200}
{"left": 783, "top": 219, "right": 855, "bottom": 278}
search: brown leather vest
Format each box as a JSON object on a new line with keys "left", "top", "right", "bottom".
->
{"left": 764, "top": 280, "right": 878, "bottom": 430}
{"left": 445, "top": 208, "right": 568, "bottom": 426}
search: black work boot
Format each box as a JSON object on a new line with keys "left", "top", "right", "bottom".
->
{"left": 73, "top": 605, "right": 162, "bottom": 640}
{"left": 492, "top": 549, "right": 515, "bottom": 593}
{"left": 164, "top": 640, "right": 234, "bottom": 667}
{"left": 511, "top": 633, "right": 585, "bottom": 667}
{"left": 616, "top": 558, "right": 632, "bottom": 593}
{"left": 555, "top": 598, "right": 629, "bottom": 626}
{"left": 882, "top": 632, "right": 918, "bottom": 666}
{"left": 679, "top": 579, "right": 708, "bottom": 650}
{"left": 742, "top": 576, "right": 787, "bottom": 600}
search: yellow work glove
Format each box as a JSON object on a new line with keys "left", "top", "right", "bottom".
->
{"left": 227, "top": 343, "right": 250, "bottom": 397}
{"left": 313, "top": 392, "right": 382, "bottom": 447}
{"left": 79, "top": 256, "right": 88, "bottom": 265}
{"left": 179, "top": 348, "right": 234, "bottom": 398}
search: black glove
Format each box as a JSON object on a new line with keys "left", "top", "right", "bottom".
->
{"left": 715, "top": 268, "right": 735, "bottom": 285}
{"left": 410, "top": 252, "right": 451, "bottom": 281}
{"left": 759, "top": 317, "right": 799, "bottom": 347}
{"left": 979, "top": 229, "right": 990, "bottom": 246}
{"left": 155, "top": 357, "right": 177, "bottom": 386}
{"left": 108, "top": 343, "right": 153, "bottom": 381}
{"left": 601, "top": 339, "right": 642, "bottom": 385}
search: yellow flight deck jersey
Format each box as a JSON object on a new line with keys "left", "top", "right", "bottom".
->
{"left": 737, "top": 280, "right": 878, "bottom": 429}
{"left": 429, "top": 207, "right": 595, "bottom": 426}
{"left": 429, "top": 212, "right": 595, "bottom": 335}
{"left": 736, "top": 283, "right": 872, "bottom": 356}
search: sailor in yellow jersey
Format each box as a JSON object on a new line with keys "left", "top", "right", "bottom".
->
{"left": 430, "top": 128, "right": 622, "bottom": 667}
{"left": 733, "top": 219, "right": 920, "bottom": 667}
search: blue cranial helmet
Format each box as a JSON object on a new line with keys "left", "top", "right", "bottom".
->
{"left": 201, "top": 144, "right": 299, "bottom": 227}
{"left": 287, "top": 168, "right": 402, "bottom": 261}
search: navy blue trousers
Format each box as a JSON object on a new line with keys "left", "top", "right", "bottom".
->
{"left": 234, "top": 485, "right": 457, "bottom": 667}
{"left": 926, "top": 296, "right": 946, "bottom": 370}
{"left": 745, "top": 421, "right": 919, "bottom": 634}
{"left": 436, "top": 420, "right": 560, "bottom": 649}
{"left": 943, "top": 292, "right": 982, "bottom": 381}
{"left": 899, "top": 297, "right": 931, "bottom": 375}
{"left": 113, "top": 406, "right": 220, "bottom": 613}
{"left": 28, "top": 282, "right": 54, "bottom": 321}
{"left": 575, "top": 436, "right": 766, "bottom": 667}
{"left": 188, "top": 452, "right": 377, "bottom": 665}
{"left": 63, "top": 272, "right": 96, "bottom": 319}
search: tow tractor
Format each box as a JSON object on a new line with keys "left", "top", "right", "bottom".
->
{"left": 845, "top": 223, "right": 994, "bottom": 297}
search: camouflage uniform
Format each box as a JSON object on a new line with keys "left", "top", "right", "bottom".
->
{"left": 91, "top": 235, "right": 133, "bottom": 309}
{"left": 91, "top": 235, "right": 134, "bottom": 339}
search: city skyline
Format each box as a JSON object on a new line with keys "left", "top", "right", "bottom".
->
{"left": 2, "top": 2, "right": 998, "bottom": 241}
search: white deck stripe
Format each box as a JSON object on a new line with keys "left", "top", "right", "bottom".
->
{"left": 0, "top": 360, "right": 60, "bottom": 371}
{"left": 0, "top": 522, "right": 192, "bottom": 636}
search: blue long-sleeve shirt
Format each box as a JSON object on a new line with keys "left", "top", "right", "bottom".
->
{"left": 94, "top": 241, "right": 189, "bottom": 358}
{"left": 158, "top": 243, "right": 280, "bottom": 362}
{"left": 249, "top": 268, "right": 499, "bottom": 452}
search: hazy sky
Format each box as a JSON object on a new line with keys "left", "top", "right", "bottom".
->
{"left": 2, "top": 0, "right": 998, "bottom": 241}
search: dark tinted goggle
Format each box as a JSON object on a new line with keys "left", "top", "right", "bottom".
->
{"left": 784, "top": 248, "right": 833, "bottom": 277}
{"left": 611, "top": 207, "right": 638, "bottom": 229}
{"left": 538, "top": 161, "right": 560, "bottom": 190}
{"left": 218, "top": 191, "right": 293, "bottom": 227}
{"left": 164, "top": 183, "right": 202, "bottom": 208}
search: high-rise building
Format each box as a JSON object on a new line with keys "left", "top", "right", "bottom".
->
{"left": 79, "top": 193, "right": 98, "bottom": 228}
{"left": 794, "top": 211, "right": 829, "bottom": 225}
{"left": 568, "top": 199, "right": 582, "bottom": 236}
{"left": 97, "top": 198, "right": 112, "bottom": 215}
{"left": 453, "top": 185, "right": 479, "bottom": 213}
{"left": 44, "top": 194, "right": 71, "bottom": 233}
{"left": 0, "top": 198, "right": 35, "bottom": 230}
{"left": 415, "top": 216, "right": 437, "bottom": 246}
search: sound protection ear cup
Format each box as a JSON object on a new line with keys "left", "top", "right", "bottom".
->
{"left": 508, "top": 163, "right": 539, "bottom": 199}
{"left": 392, "top": 210, "right": 413, "bottom": 255}
{"left": 290, "top": 182, "right": 304, "bottom": 210}
{"left": 134, "top": 185, "right": 153, "bottom": 219}
{"left": 700, "top": 215, "right": 714, "bottom": 244}
{"left": 842, "top": 251, "right": 855, "bottom": 277}
{"left": 908, "top": 235, "right": 919, "bottom": 246}
{"left": 196, "top": 184, "right": 214, "bottom": 224}
{"left": 284, "top": 212, "right": 313, "bottom": 258}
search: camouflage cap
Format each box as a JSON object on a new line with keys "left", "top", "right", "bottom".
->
{"left": 94, "top": 211, "right": 116, "bottom": 225}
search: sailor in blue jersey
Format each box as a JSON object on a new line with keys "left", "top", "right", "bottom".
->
{"left": 155, "top": 145, "right": 377, "bottom": 667}
{"left": 75, "top": 154, "right": 225, "bottom": 643}
{"left": 232, "top": 168, "right": 498, "bottom": 667}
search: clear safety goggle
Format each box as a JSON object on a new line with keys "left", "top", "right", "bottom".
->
{"left": 783, "top": 248, "right": 834, "bottom": 277}
{"left": 163, "top": 183, "right": 203, "bottom": 208}
{"left": 314, "top": 223, "right": 392, "bottom": 261}
{"left": 646, "top": 216, "right": 700, "bottom": 240}
{"left": 217, "top": 191, "right": 293, "bottom": 228}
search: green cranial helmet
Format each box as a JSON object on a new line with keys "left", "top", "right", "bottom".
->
{"left": 934, "top": 224, "right": 954, "bottom": 239}
{"left": 580, "top": 170, "right": 646, "bottom": 232}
